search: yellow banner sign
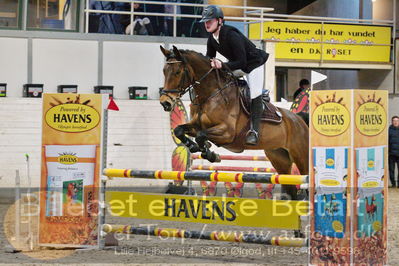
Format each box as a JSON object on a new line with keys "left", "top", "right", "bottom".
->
{"left": 45, "top": 103, "right": 100, "bottom": 133}
{"left": 106, "top": 191, "right": 308, "bottom": 230}
{"left": 40, "top": 93, "right": 107, "bottom": 248}
{"left": 355, "top": 101, "right": 387, "bottom": 136}
{"left": 249, "top": 22, "right": 391, "bottom": 62}
{"left": 312, "top": 102, "right": 350, "bottom": 136}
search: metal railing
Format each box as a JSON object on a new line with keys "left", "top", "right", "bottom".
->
{"left": 84, "top": 0, "right": 395, "bottom": 63}
{"left": 84, "top": 0, "right": 394, "bottom": 33}
{"left": 84, "top": 0, "right": 275, "bottom": 36}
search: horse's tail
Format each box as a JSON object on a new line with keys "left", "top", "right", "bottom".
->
{"left": 296, "top": 112, "right": 309, "bottom": 126}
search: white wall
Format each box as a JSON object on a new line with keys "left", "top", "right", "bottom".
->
{"left": 0, "top": 98, "right": 41, "bottom": 187}
{"left": 103, "top": 42, "right": 164, "bottom": 99}
{"left": 32, "top": 39, "right": 98, "bottom": 94}
{"left": 0, "top": 38, "right": 28, "bottom": 97}
{"left": 172, "top": 43, "right": 207, "bottom": 54}
{"left": 0, "top": 38, "right": 241, "bottom": 100}
{"left": 0, "top": 98, "right": 175, "bottom": 188}
{"left": 0, "top": 98, "right": 275, "bottom": 188}
{"left": 7, "top": 35, "right": 387, "bottom": 103}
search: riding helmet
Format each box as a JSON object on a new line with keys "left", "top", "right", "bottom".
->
{"left": 199, "top": 5, "right": 224, "bottom": 22}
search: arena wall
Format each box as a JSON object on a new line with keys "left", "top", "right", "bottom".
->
{"left": 0, "top": 98, "right": 292, "bottom": 188}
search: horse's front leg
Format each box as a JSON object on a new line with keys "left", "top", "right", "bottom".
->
{"left": 174, "top": 124, "right": 200, "bottom": 153}
{"left": 195, "top": 131, "right": 220, "bottom": 163}
{"left": 204, "top": 123, "right": 235, "bottom": 145}
{"left": 195, "top": 124, "right": 234, "bottom": 163}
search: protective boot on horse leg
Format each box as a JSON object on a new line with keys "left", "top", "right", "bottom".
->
{"left": 174, "top": 125, "right": 199, "bottom": 153}
{"left": 195, "top": 131, "right": 220, "bottom": 163}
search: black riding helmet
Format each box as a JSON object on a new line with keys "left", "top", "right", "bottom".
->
{"left": 200, "top": 5, "right": 224, "bottom": 22}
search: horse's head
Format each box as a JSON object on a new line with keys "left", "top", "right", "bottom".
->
{"left": 159, "top": 45, "right": 194, "bottom": 111}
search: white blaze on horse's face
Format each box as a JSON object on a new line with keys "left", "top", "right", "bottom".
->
{"left": 160, "top": 59, "right": 185, "bottom": 112}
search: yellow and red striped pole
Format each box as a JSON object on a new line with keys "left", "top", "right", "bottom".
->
{"left": 103, "top": 224, "right": 307, "bottom": 247}
{"left": 192, "top": 165, "right": 277, "bottom": 173}
{"left": 103, "top": 169, "right": 308, "bottom": 185}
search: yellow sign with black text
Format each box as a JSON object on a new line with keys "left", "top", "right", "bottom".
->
{"left": 249, "top": 22, "right": 391, "bottom": 62}
{"left": 45, "top": 103, "right": 100, "bottom": 133}
{"left": 312, "top": 102, "right": 351, "bottom": 136}
{"left": 40, "top": 93, "right": 107, "bottom": 248}
{"left": 106, "top": 191, "right": 308, "bottom": 230}
{"left": 355, "top": 101, "right": 387, "bottom": 136}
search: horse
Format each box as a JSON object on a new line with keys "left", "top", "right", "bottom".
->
{"left": 365, "top": 195, "right": 377, "bottom": 222}
{"left": 159, "top": 45, "right": 309, "bottom": 202}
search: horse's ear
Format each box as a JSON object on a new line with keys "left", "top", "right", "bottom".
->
{"left": 160, "top": 45, "right": 171, "bottom": 58}
{"left": 172, "top": 45, "right": 184, "bottom": 61}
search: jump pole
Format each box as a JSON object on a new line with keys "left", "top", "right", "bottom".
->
{"left": 103, "top": 169, "right": 308, "bottom": 185}
{"left": 192, "top": 165, "right": 277, "bottom": 173}
{"left": 191, "top": 154, "right": 269, "bottom": 161}
{"left": 102, "top": 224, "right": 307, "bottom": 247}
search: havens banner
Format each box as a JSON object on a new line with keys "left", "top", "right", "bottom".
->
{"left": 106, "top": 191, "right": 308, "bottom": 230}
{"left": 249, "top": 22, "right": 391, "bottom": 62}
{"left": 309, "top": 90, "right": 388, "bottom": 265}
{"left": 39, "top": 93, "right": 107, "bottom": 248}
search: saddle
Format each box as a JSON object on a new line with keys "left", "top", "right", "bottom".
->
{"left": 237, "top": 79, "right": 282, "bottom": 124}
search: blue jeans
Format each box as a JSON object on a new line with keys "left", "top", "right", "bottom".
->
{"left": 389, "top": 154, "right": 399, "bottom": 187}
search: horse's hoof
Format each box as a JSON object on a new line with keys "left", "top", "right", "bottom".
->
{"left": 208, "top": 152, "right": 218, "bottom": 163}
{"left": 294, "top": 230, "right": 305, "bottom": 238}
{"left": 209, "top": 153, "right": 221, "bottom": 163}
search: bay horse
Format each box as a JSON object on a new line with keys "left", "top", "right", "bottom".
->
{"left": 159, "top": 46, "right": 309, "bottom": 201}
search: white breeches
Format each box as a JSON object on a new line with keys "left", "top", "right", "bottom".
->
{"left": 232, "top": 65, "right": 265, "bottom": 99}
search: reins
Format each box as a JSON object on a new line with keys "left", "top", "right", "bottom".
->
{"left": 161, "top": 54, "right": 238, "bottom": 132}
{"left": 160, "top": 60, "right": 214, "bottom": 103}
{"left": 160, "top": 58, "right": 235, "bottom": 106}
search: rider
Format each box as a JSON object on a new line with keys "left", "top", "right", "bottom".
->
{"left": 200, "top": 5, "right": 269, "bottom": 145}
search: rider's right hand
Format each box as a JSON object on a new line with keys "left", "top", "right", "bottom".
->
{"left": 210, "top": 58, "right": 222, "bottom": 69}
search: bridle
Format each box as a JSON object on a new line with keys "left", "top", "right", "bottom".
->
{"left": 160, "top": 59, "right": 235, "bottom": 105}
{"left": 160, "top": 60, "right": 214, "bottom": 102}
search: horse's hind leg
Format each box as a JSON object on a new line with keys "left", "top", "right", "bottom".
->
{"left": 288, "top": 139, "right": 309, "bottom": 176}
{"left": 264, "top": 148, "right": 298, "bottom": 200}
{"left": 266, "top": 148, "right": 304, "bottom": 238}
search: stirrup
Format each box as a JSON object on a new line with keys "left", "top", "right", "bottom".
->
{"left": 245, "top": 130, "right": 259, "bottom": 145}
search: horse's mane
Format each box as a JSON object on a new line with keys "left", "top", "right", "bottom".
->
{"left": 178, "top": 49, "right": 234, "bottom": 79}
{"left": 177, "top": 49, "right": 210, "bottom": 64}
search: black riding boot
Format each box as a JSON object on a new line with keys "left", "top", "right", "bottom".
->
{"left": 245, "top": 95, "right": 263, "bottom": 145}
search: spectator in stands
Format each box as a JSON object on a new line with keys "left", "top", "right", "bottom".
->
{"left": 293, "top": 79, "right": 310, "bottom": 100}
{"left": 389, "top": 116, "right": 399, "bottom": 188}
{"left": 89, "top": 0, "right": 130, "bottom": 34}
{"left": 140, "top": 0, "right": 205, "bottom": 37}
{"left": 167, "top": 0, "right": 207, "bottom": 37}
{"left": 164, "top": 0, "right": 179, "bottom": 36}
{"left": 125, "top": 3, "right": 154, "bottom": 35}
